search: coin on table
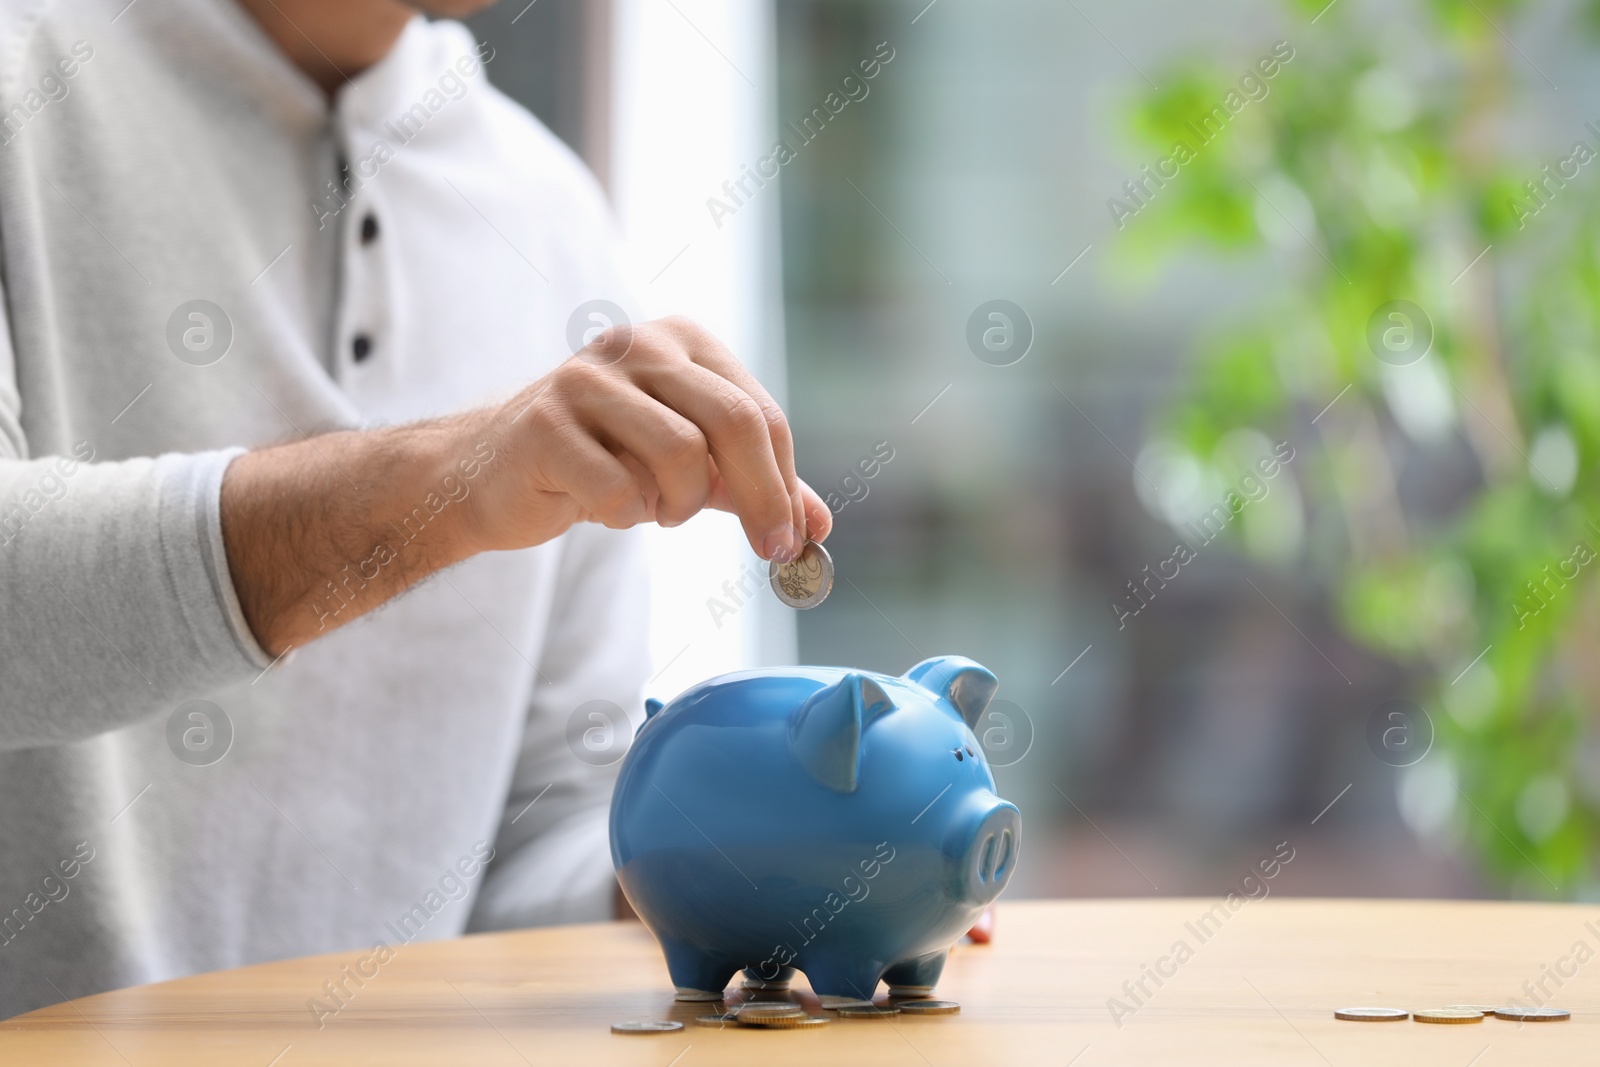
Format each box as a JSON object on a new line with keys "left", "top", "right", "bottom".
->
{"left": 695, "top": 1013, "right": 742, "bottom": 1028}
{"left": 1413, "top": 1009, "right": 1486, "bottom": 1024}
{"left": 835, "top": 1004, "right": 901, "bottom": 1019}
{"left": 817, "top": 995, "right": 874, "bottom": 1009}
{"left": 1494, "top": 1007, "right": 1571, "bottom": 1021}
{"left": 610, "top": 1020, "right": 685, "bottom": 1034}
{"left": 769, "top": 539, "right": 833, "bottom": 609}
{"left": 740, "top": 1014, "right": 829, "bottom": 1029}
{"left": 1333, "top": 1007, "right": 1409, "bottom": 1021}
{"left": 733, "top": 1003, "right": 806, "bottom": 1020}
{"left": 896, "top": 999, "right": 960, "bottom": 1015}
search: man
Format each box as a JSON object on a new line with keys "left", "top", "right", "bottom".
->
{"left": 0, "top": 0, "right": 829, "bottom": 1019}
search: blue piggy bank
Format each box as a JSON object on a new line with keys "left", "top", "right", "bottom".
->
{"left": 610, "top": 655, "right": 1021, "bottom": 1003}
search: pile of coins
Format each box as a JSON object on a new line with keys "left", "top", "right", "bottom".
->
{"left": 706, "top": 1003, "right": 827, "bottom": 1030}
{"left": 612, "top": 991, "right": 962, "bottom": 1034}
{"left": 1335, "top": 1005, "right": 1571, "bottom": 1023}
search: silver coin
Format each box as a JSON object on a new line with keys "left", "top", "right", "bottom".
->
{"left": 835, "top": 1004, "right": 901, "bottom": 1018}
{"left": 731, "top": 1002, "right": 806, "bottom": 1019}
{"left": 1333, "top": 1007, "right": 1408, "bottom": 1021}
{"left": 610, "top": 1020, "right": 684, "bottom": 1034}
{"left": 769, "top": 540, "right": 833, "bottom": 609}
{"left": 1493, "top": 1006, "right": 1571, "bottom": 1021}
{"left": 818, "top": 996, "right": 875, "bottom": 1009}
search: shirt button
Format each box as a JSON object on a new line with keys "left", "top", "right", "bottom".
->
{"left": 360, "top": 213, "right": 379, "bottom": 245}
{"left": 352, "top": 334, "right": 373, "bottom": 362}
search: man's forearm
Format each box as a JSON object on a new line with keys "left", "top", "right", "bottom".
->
{"left": 220, "top": 319, "right": 833, "bottom": 659}
{"left": 221, "top": 413, "right": 489, "bottom": 657}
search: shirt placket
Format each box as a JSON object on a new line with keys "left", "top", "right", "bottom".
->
{"left": 330, "top": 120, "right": 401, "bottom": 399}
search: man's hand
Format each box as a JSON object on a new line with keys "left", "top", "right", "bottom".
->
{"left": 465, "top": 317, "right": 828, "bottom": 561}
{"left": 221, "top": 317, "right": 831, "bottom": 657}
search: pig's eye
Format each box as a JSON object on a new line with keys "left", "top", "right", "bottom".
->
{"left": 952, "top": 747, "right": 964, "bottom": 762}
{"left": 965, "top": 746, "right": 976, "bottom": 759}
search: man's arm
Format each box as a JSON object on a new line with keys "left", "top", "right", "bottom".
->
{"left": 222, "top": 317, "right": 832, "bottom": 656}
{"left": 0, "top": 257, "right": 272, "bottom": 751}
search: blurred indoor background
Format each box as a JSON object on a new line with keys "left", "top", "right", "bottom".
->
{"left": 469, "top": 0, "right": 1600, "bottom": 903}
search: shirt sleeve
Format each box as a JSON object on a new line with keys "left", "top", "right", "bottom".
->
{"left": 0, "top": 274, "right": 272, "bottom": 752}
{"left": 467, "top": 521, "right": 650, "bottom": 930}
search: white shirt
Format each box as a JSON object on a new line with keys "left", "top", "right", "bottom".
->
{"left": 0, "top": 0, "right": 646, "bottom": 1019}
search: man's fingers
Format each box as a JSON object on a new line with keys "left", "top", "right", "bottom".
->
{"left": 637, "top": 355, "right": 798, "bottom": 559}
{"left": 615, "top": 453, "right": 662, "bottom": 522}
{"left": 571, "top": 386, "right": 711, "bottom": 528}
{"left": 543, "top": 422, "right": 648, "bottom": 528}
{"left": 704, "top": 462, "right": 736, "bottom": 515}
{"left": 799, "top": 480, "right": 832, "bottom": 542}
{"left": 672, "top": 325, "right": 808, "bottom": 550}
{"left": 562, "top": 317, "right": 816, "bottom": 553}
{"left": 705, "top": 470, "right": 833, "bottom": 544}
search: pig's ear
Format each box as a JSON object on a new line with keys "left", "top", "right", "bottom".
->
{"left": 789, "top": 674, "right": 895, "bottom": 793}
{"left": 904, "top": 656, "right": 998, "bottom": 730}
{"left": 645, "top": 698, "right": 665, "bottom": 720}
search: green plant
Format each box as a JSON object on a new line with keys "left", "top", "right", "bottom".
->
{"left": 1121, "top": 0, "right": 1600, "bottom": 893}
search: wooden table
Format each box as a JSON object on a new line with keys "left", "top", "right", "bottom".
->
{"left": 5, "top": 899, "right": 1597, "bottom": 1065}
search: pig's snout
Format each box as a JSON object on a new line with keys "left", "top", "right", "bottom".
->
{"left": 947, "top": 799, "right": 1020, "bottom": 905}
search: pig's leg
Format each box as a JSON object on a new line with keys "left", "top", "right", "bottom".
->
{"left": 882, "top": 950, "right": 948, "bottom": 997}
{"left": 800, "top": 958, "right": 886, "bottom": 1004}
{"left": 740, "top": 965, "right": 797, "bottom": 991}
{"left": 660, "top": 937, "right": 739, "bottom": 1001}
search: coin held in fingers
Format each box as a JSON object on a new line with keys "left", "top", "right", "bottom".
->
{"left": 769, "top": 539, "right": 833, "bottom": 609}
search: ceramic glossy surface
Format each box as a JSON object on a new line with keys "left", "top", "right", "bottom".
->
{"left": 610, "top": 655, "right": 1021, "bottom": 1001}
